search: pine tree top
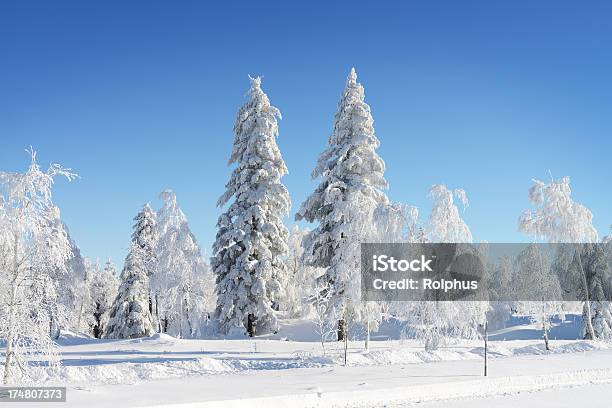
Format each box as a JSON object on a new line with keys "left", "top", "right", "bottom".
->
{"left": 347, "top": 67, "right": 357, "bottom": 86}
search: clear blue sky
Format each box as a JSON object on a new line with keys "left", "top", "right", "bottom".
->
{"left": 1, "top": 1, "right": 610, "bottom": 265}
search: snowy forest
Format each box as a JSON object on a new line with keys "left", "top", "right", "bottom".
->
{"left": 1, "top": 69, "right": 611, "bottom": 390}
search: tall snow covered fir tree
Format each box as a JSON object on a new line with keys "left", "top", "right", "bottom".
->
{"left": 105, "top": 244, "right": 154, "bottom": 339}
{"left": 212, "top": 76, "right": 290, "bottom": 337}
{"left": 89, "top": 259, "right": 119, "bottom": 339}
{"left": 132, "top": 203, "right": 157, "bottom": 276}
{"left": 132, "top": 203, "right": 157, "bottom": 315}
{"left": 296, "top": 68, "right": 389, "bottom": 341}
{"left": 105, "top": 205, "right": 157, "bottom": 339}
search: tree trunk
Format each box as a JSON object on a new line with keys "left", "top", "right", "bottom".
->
{"left": 337, "top": 319, "right": 346, "bottom": 342}
{"left": 577, "top": 248, "right": 596, "bottom": 340}
{"left": 3, "top": 283, "right": 17, "bottom": 384}
{"left": 541, "top": 303, "right": 550, "bottom": 351}
{"left": 155, "top": 293, "right": 161, "bottom": 333}
{"left": 162, "top": 317, "right": 169, "bottom": 333}
{"left": 365, "top": 319, "right": 370, "bottom": 351}
{"left": 179, "top": 296, "right": 184, "bottom": 339}
{"left": 247, "top": 313, "right": 256, "bottom": 337}
{"left": 93, "top": 303, "right": 102, "bottom": 339}
{"left": 483, "top": 321, "right": 488, "bottom": 377}
{"left": 4, "top": 235, "right": 19, "bottom": 384}
{"left": 184, "top": 298, "right": 192, "bottom": 338}
{"left": 320, "top": 335, "right": 326, "bottom": 356}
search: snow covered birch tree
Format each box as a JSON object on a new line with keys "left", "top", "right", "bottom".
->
{"left": 426, "top": 185, "right": 472, "bottom": 243}
{"left": 514, "top": 244, "right": 563, "bottom": 350}
{"left": 518, "top": 176, "right": 604, "bottom": 339}
{"left": 0, "top": 149, "right": 76, "bottom": 384}
{"left": 296, "top": 68, "right": 389, "bottom": 342}
{"left": 283, "top": 225, "right": 320, "bottom": 317}
{"left": 409, "top": 185, "right": 487, "bottom": 350}
{"left": 212, "top": 76, "right": 290, "bottom": 337}
{"left": 518, "top": 177, "right": 598, "bottom": 243}
{"left": 572, "top": 244, "right": 612, "bottom": 340}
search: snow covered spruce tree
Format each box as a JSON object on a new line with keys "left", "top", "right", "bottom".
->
{"left": 89, "top": 259, "right": 119, "bottom": 338}
{"left": 105, "top": 243, "right": 155, "bottom": 339}
{"left": 44, "top": 226, "right": 89, "bottom": 338}
{"left": 106, "top": 205, "right": 157, "bottom": 339}
{"left": 132, "top": 203, "right": 157, "bottom": 316}
{"left": 0, "top": 149, "right": 76, "bottom": 384}
{"left": 212, "top": 76, "right": 290, "bottom": 337}
{"left": 296, "top": 68, "right": 389, "bottom": 342}
{"left": 132, "top": 203, "right": 157, "bottom": 276}
{"left": 154, "top": 189, "right": 215, "bottom": 337}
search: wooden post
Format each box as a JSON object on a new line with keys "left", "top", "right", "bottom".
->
{"left": 344, "top": 328, "right": 348, "bottom": 366}
{"left": 338, "top": 319, "right": 346, "bottom": 342}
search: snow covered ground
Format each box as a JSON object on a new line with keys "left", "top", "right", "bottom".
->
{"left": 7, "top": 315, "right": 612, "bottom": 407}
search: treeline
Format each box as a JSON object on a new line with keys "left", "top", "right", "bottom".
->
{"left": 1, "top": 69, "right": 611, "bottom": 384}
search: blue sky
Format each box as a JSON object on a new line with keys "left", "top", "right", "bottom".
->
{"left": 1, "top": 1, "right": 610, "bottom": 265}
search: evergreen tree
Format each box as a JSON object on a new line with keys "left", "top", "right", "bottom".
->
{"left": 106, "top": 205, "right": 157, "bottom": 339}
{"left": 132, "top": 203, "right": 157, "bottom": 276}
{"left": 154, "top": 189, "right": 215, "bottom": 337}
{"left": 89, "top": 259, "right": 119, "bottom": 339}
{"left": 53, "top": 227, "right": 88, "bottom": 337}
{"left": 105, "top": 244, "right": 154, "bottom": 339}
{"left": 296, "top": 68, "right": 389, "bottom": 341}
{"left": 131, "top": 203, "right": 157, "bottom": 315}
{"left": 212, "top": 76, "right": 290, "bottom": 336}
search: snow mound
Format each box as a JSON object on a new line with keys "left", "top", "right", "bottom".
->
{"left": 45, "top": 357, "right": 234, "bottom": 386}
{"left": 147, "top": 333, "right": 177, "bottom": 342}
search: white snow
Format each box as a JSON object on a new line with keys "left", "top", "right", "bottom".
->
{"left": 4, "top": 315, "right": 611, "bottom": 407}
